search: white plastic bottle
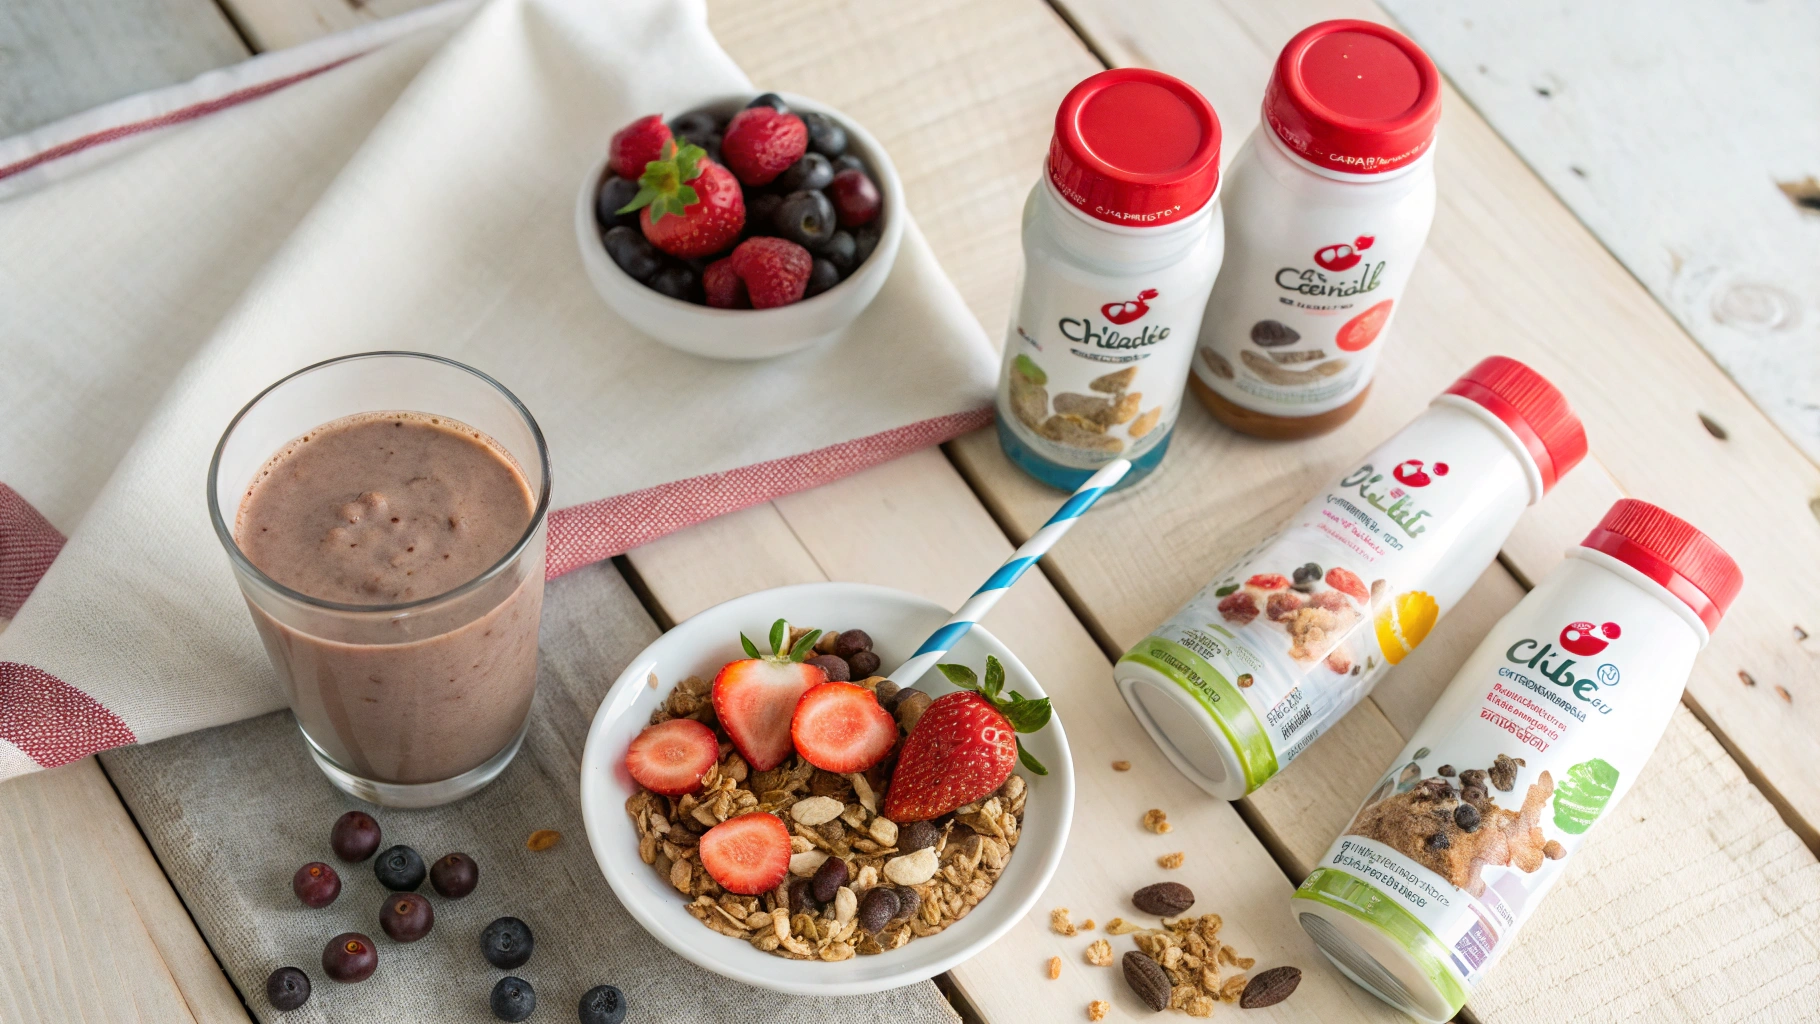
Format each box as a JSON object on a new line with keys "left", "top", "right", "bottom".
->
{"left": 1294, "top": 499, "right": 1743, "bottom": 1023}
{"left": 1116, "top": 357, "right": 1586, "bottom": 798}
{"left": 996, "top": 68, "right": 1225, "bottom": 491}
{"left": 1191, "top": 20, "right": 1441, "bottom": 439}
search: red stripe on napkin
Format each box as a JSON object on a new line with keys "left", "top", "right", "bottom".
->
{"left": 0, "top": 662, "right": 137, "bottom": 768}
{"left": 546, "top": 406, "right": 994, "bottom": 577}
{"left": 0, "top": 484, "right": 64, "bottom": 621}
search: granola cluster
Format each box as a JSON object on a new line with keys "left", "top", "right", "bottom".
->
{"left": 625, "top": 672, "right": 1026, "bottom": 961}
{"left": 1131, "top": 914, "right": 1256, "bottom": 1016}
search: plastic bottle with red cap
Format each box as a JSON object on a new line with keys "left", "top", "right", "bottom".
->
{"left": 1190, "top": 19, "right": 1443, "bottom": 439}
{"left": 1115, "top": 356, "right": 1586, "bottom": 800}
{"left": 1296, "top": 499, "right": 1740, "bottom": 1023}
{"left": 995, "top": 68, "right": 1225, "bottom": 491}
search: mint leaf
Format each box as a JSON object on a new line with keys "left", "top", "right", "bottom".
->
{"left": 1016, "top": 739, "right": 1048, "bottom": 776}
{"left": 936, "top": 663, "right": 979, "bottom": 692}
{"left": 740, "top": 633, "right": 762, "bottom": 660}
{"left": 789, "top": 629, "right": 822, "bottom": 663}
{"left": 999, "top": 697, "right": 1051, "bottom": 733}
{"left": 768, "top": 619, "right": 787, "bottom": 656}
{"left": 982, "top": 656, "right": 1005, "bottom": 700}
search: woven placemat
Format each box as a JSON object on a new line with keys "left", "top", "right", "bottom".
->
{"left": 101, "top": 563, "right": 960, "bottom": 1023}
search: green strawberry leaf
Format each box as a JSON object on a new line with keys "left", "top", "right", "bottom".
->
{"left": 766, "top": 619, "right": 787, "bottom": 656}
{"left": 999, "top": 696, "right": 1051, "bottom": 733}
{"left": 789, "top": 629, "right": 822, "bottom": 663}
{"left": 740, "top": 633, "right": 762, "bottom": 660}
{"left": 936, "top": 663, "right": 979, "bottom": 692}
{"left": 1553, "top": 757, "right": 1620, "bottom": 835}
{"left": 982, "top": 656, "right": 1005, "bottom": 700}
{"left": 617, "top": 140, "right": 708, "bottom": 223}
{"left": 1016, "top": 739, "right": 1048, "bottom": 776}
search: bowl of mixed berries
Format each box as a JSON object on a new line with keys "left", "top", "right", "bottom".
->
{"left": 577, "top": 583, "right": 1072, "bottom": 995}
{"left": 577, "top": 92, "right": 903, "bottom": 360}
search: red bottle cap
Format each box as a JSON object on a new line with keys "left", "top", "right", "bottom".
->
{"left": 1443, "top": 356, "right": 1587, "bottom": 494}
{"left": 1047, "top": 68, "right": 1222, "bottom": 227}
{"left": 1263, "top": 20, "right": 1441, "bottom": 175}
{"left": 1580, "top": 499, "right": 1742, "bottom": 634}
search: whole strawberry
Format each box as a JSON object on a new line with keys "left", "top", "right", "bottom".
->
{"left": 882, "top": 656, "right": 1051, "bottom": 822}
{"left": 609, "top": 114, "right": 672, "bottom": 179}
{"left": 721, "top": 106, "right": 808, "bottom": 187}
{"left": 617, "top": 140, "right": 745, "bottom": 259}
{"left": 729, "top": 237, "right": 812, "bottom": 308}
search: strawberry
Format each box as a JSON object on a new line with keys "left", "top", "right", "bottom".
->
{"left": 616, "top": 140, "right": 745, "bottom": 258}
{"left": 608, "top": 114, "right": 672, "bottom": 179}
{"left": 1325, "top": 566, "right": 1368, "bottom": 603}
{"left": 791, "top": 681, "right": 897, "bottom": 773}
{"left": 711, "top": 619, "right": 826, "bottom": 772}
{"left": 882, "top": 656, "right": 1051, "bottom": 822}
{"left": 1246, "top": 573, "right": 1291, "bottom": 591}
{"left": 698, "top": 812, "right": 791, "bottom": 895}
{"left": 729, "top": 237, "right": 812, "bottom": 308}
{"left": 702, "top": 257, "right": 749, "bottom": 309}
{"left": 624, "top": 717, "right": 719, "bottom": 796}
{"left": 720, "top": 106, "right": 807, "bottom": 186}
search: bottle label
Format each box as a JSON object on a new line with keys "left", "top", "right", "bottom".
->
{"left": 1294, "top": 563, "right": 1697, "bottom": 1016}
{"left": 997, "top": 262, "right": 1210, "bottom": 471}
{"left": 1120, "top": 412, "right": 1524, "bottom": 791}
{"left": 1197, "top": 217, "right": 1425, "bottom": 416}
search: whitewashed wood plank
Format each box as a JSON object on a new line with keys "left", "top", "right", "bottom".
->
{"left": 1378, "top": 0, "right": 1820, "bottom": 464}
{"left": 0, "top": 0, "right": 247, "bottom": 134}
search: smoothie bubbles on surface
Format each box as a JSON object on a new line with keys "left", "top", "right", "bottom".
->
{"left": 1193, "top": 20, "right": 1442, "bottom": 438}
{"left": 1114, "top": 356, "right": 1587, "bottom": 799}
{"left": 995, "top": 68, "right": 1225, "bottom": 491}
{"left": 1295, "top": 500, "right": 1743, "bottom": 1022}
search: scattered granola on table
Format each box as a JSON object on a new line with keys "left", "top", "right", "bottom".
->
{"left": 1084, "top": 938, "right": 1113, "bottom": 966}
{"left": 1048, "top": 956, "right": 1062, "bottom": 980}
{"left": 1158, "top": 851, "right": 1185, "bottom": 869}
{"left": 1087, "top": 1000, "right": 1110, "bottom": 1021}
{"left": 623, "top": 620, "right": 1048, "bottom": 962}
{"left": 1050, "top": 907, "right": 1078, "bottom": 937}
{"left": 1142, "top": 808, "right": 1173, "bottom": 833}
{"left": 1112, "top": 760, "right": 1131, "bottom": 771}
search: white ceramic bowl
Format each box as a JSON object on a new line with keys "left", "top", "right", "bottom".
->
{"left": 579, "top": 583, "right": 1072, "bottom": 995}
{"left": 575, "top": 93, "right": 906, "bottom": 361}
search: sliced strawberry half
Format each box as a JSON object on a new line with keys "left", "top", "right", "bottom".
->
{"left": 698, "top": 812, "right": 791, "bottom": 895}
{"left": 791, "top": 681, "right": 898, "bottom": 773}
{"left": 624, "top": 717, "right": 719, "bottom": 796}
{"left": 711, "top": 619, "right": 826, "bottom": 772}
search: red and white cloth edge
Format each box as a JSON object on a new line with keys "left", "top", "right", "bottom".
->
{"left": 0, "top": 0, "right": 999, "bottom": 777}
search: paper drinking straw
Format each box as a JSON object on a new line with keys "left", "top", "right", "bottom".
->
{"left": 887, "top": 458, "right": 1132, "bottom": 686}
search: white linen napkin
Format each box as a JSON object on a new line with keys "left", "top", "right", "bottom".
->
{"left": 0, "top": 0, "right": 996, "bottom": 780}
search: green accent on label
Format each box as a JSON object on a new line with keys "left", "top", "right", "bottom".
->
{"left": 1213, "top": 583, "right": 1239, "bottom": 597}
{"left": 1119, "top": 637, "right": 1278, "bottom": 792}
{"left": 1294, "top": 868, "right": 1470, "bottom": 1015}
{"left": 1013, "top": 354, "right": 1046, "bottom": 386}
{"left": 1553, "top": 757, "right": 1620, "bottom": 835}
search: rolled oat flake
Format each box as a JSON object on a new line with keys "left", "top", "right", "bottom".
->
{"left": 1294, "top": 500, "right": 1742, "bottom": 1022}
{"left": 1116, "top": 356, "right": 1586, "bottom": 798}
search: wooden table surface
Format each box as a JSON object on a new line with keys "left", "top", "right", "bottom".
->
{"left": 3, "top": 1, "right": 1818, "bottom": 1022}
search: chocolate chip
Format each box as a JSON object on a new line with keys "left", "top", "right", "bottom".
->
{"left": 1131, "top": 881, "right": 1195, "bottom": 917}
{"left": 889, "top": 885, "right": 921, "bottom": 924}
{"left": 807, "top": 654, "right": 851, "bottom": 681}
{"left": 857, "top": 886, "right": 898, "bottom": 932}
{"left": 1122, "top": 951, "right": 1172, "bottom": 1011}
{"left": 810, "top": 856, "right": 848, "bottom": 903}
{"left": 1458, "top": 768, "right": 1488, "bottom": 790}
{"left": 897, "top": 819, "right": 938, "bottom": 852}
{"left": 1489, "top": 753, "right": 1522, "bottom": 791}
{"left": 1454, "top": 803, "right": 1481, "bottom": 833}
{"left": 1425, "top": 831, "right": 1451, "bottom": 851}
{"left": 1239, "top": 966, "right": 1303, "bottom": 1008}
{"left": 1436, "top": 764, "right": 1456, "bottom": 777}
{"left": 787, "top": 877, "right": 817, "bottom": 915}
{"left": 1249, "top": 319, "right": 1300, "bottom": 348}
{"left": 847, "top": 650, "right": 881, "bottom": 677}
{"left": 833, "top": 629, "right": 873, "bottom": 659}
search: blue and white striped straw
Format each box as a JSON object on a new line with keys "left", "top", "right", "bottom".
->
{"left": 887, "top": 458, "right": 1132, "bottom": 686}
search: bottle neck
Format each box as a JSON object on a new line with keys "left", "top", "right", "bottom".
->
{"left": 1567, "top": 547, "right": 1712, "bottom": 648}
{"left": 1430, "top": 394, "right": 1548, "bottom": 505}
{"left": 1035, "top": 174, "right": 1218, "bottom": 270}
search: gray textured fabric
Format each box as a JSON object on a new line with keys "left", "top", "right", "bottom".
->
{"left": 101, "top": 563, "right": 960, "bottom": 1023}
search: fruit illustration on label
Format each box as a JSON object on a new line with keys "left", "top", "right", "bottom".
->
{"left": 1553, "top": 757, "right": 1619, "bottom": 835}
{"left": 1335, "top": 299, "right": 1394, "bottom": 352}
{"left": 1101, "top": 288, "right": 1158, "bottom": 325}
{"left": 1013, "top": 354, "right": 1047, "bottom": 386}
{"left": 1249, "top": 320, "right": 1300, "bottom": 348}
{"left": 1558, "top": 620, "right": 1621, "bottom": 657}
{"left": 1313, "top": 235, "right": 1375, "bottom": 273}
{"left": 1391, "top": 458, "right": 1448, "bottom": 488}
{"left": 1374, "top": 590, "right": 1438, "bottom": 665}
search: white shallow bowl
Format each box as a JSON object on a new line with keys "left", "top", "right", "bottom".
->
{"left": 579, "top": 583, "right": 1072, "bottom": 996}
{"left": 575, "top": 93, "right": 906, "bottom": 361}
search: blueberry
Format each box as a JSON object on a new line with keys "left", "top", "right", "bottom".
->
{"left": 802, "top": 111, "right": 848, "bottom": 158}
{"left": 292, "top": 862, "right": 341, "bottom": 908}
{"left": 578, "top": 984, "right": 628, "bottom": 1024}
{"left": 480, "top": 916, "right": 535, "bottom": 969}
{"left": 380, "top": 891, "right": 434, "bottom": 943}
{"left": 833, "top": 153, "right": 868, "bottom": 176}
{"left": 746, "top": 92, "right": 788, "bottom": 113}
{"left": 647, "top": 263, "right": 702, "bottom": 304}
{"left": 773, "top": 153, "right": 833, "bottom": 194}
{"left": 774, "top": 189, "right": 836, "bottom": 251}
{"left": 595, "top": 176, "right": 641, "bottom": 230}
{"left": 804, "top": 258, "right": 841, "bottom": 298}
{"left": 373, "top": 845, "right": 425, "bottom": 892}
{"left": 321, "top": 932, "right": 377, "bottom": 984}
{"left": 668, "top": 111, "right": 719, "bottom": 145}
{"left": 745, "top": 193, "right": 784, "bottom": 236}
{"left": 852, "top": 225, "right": 880, "bottom": 267}
{"left": 430, "top": 852, "right": 479, "bottom": 899}
{"left": 266, "top": 966, "right": 311, "bottom": 1011}
{"left": 602, "top": 225, "right": 661, "bottom": 282}
{"left": 330, "top": 811, "right": 381, "bottom": 863}
{"left": 822, "top": 230, "right": 858, "bottom": 275}
{"left": 489, "top": 976, "right": 536, "bottom": 1022}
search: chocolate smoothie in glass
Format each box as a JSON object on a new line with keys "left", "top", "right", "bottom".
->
{"left": 211, "top": 353, "right": 550, "bottom": 807}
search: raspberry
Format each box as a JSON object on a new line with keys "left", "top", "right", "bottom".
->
{"left": 729, "top": 237, "right": 812, "bottom": 308}
{"left": 720, "top": 107, "right": 808, "bottom": 187}
{"left": 702, "top": 257, "right": 749, "bottom": 308}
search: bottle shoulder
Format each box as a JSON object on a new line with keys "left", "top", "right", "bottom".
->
{"left": 1225, "top": 130, "right": 1436, "bottom": 211}
{"left": 1023, "top": 178, "right": 1224, "bottom": 277}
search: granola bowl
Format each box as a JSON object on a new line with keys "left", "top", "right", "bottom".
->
{"left": 579, "top": 582, "right": 1072, "bottom": 995}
